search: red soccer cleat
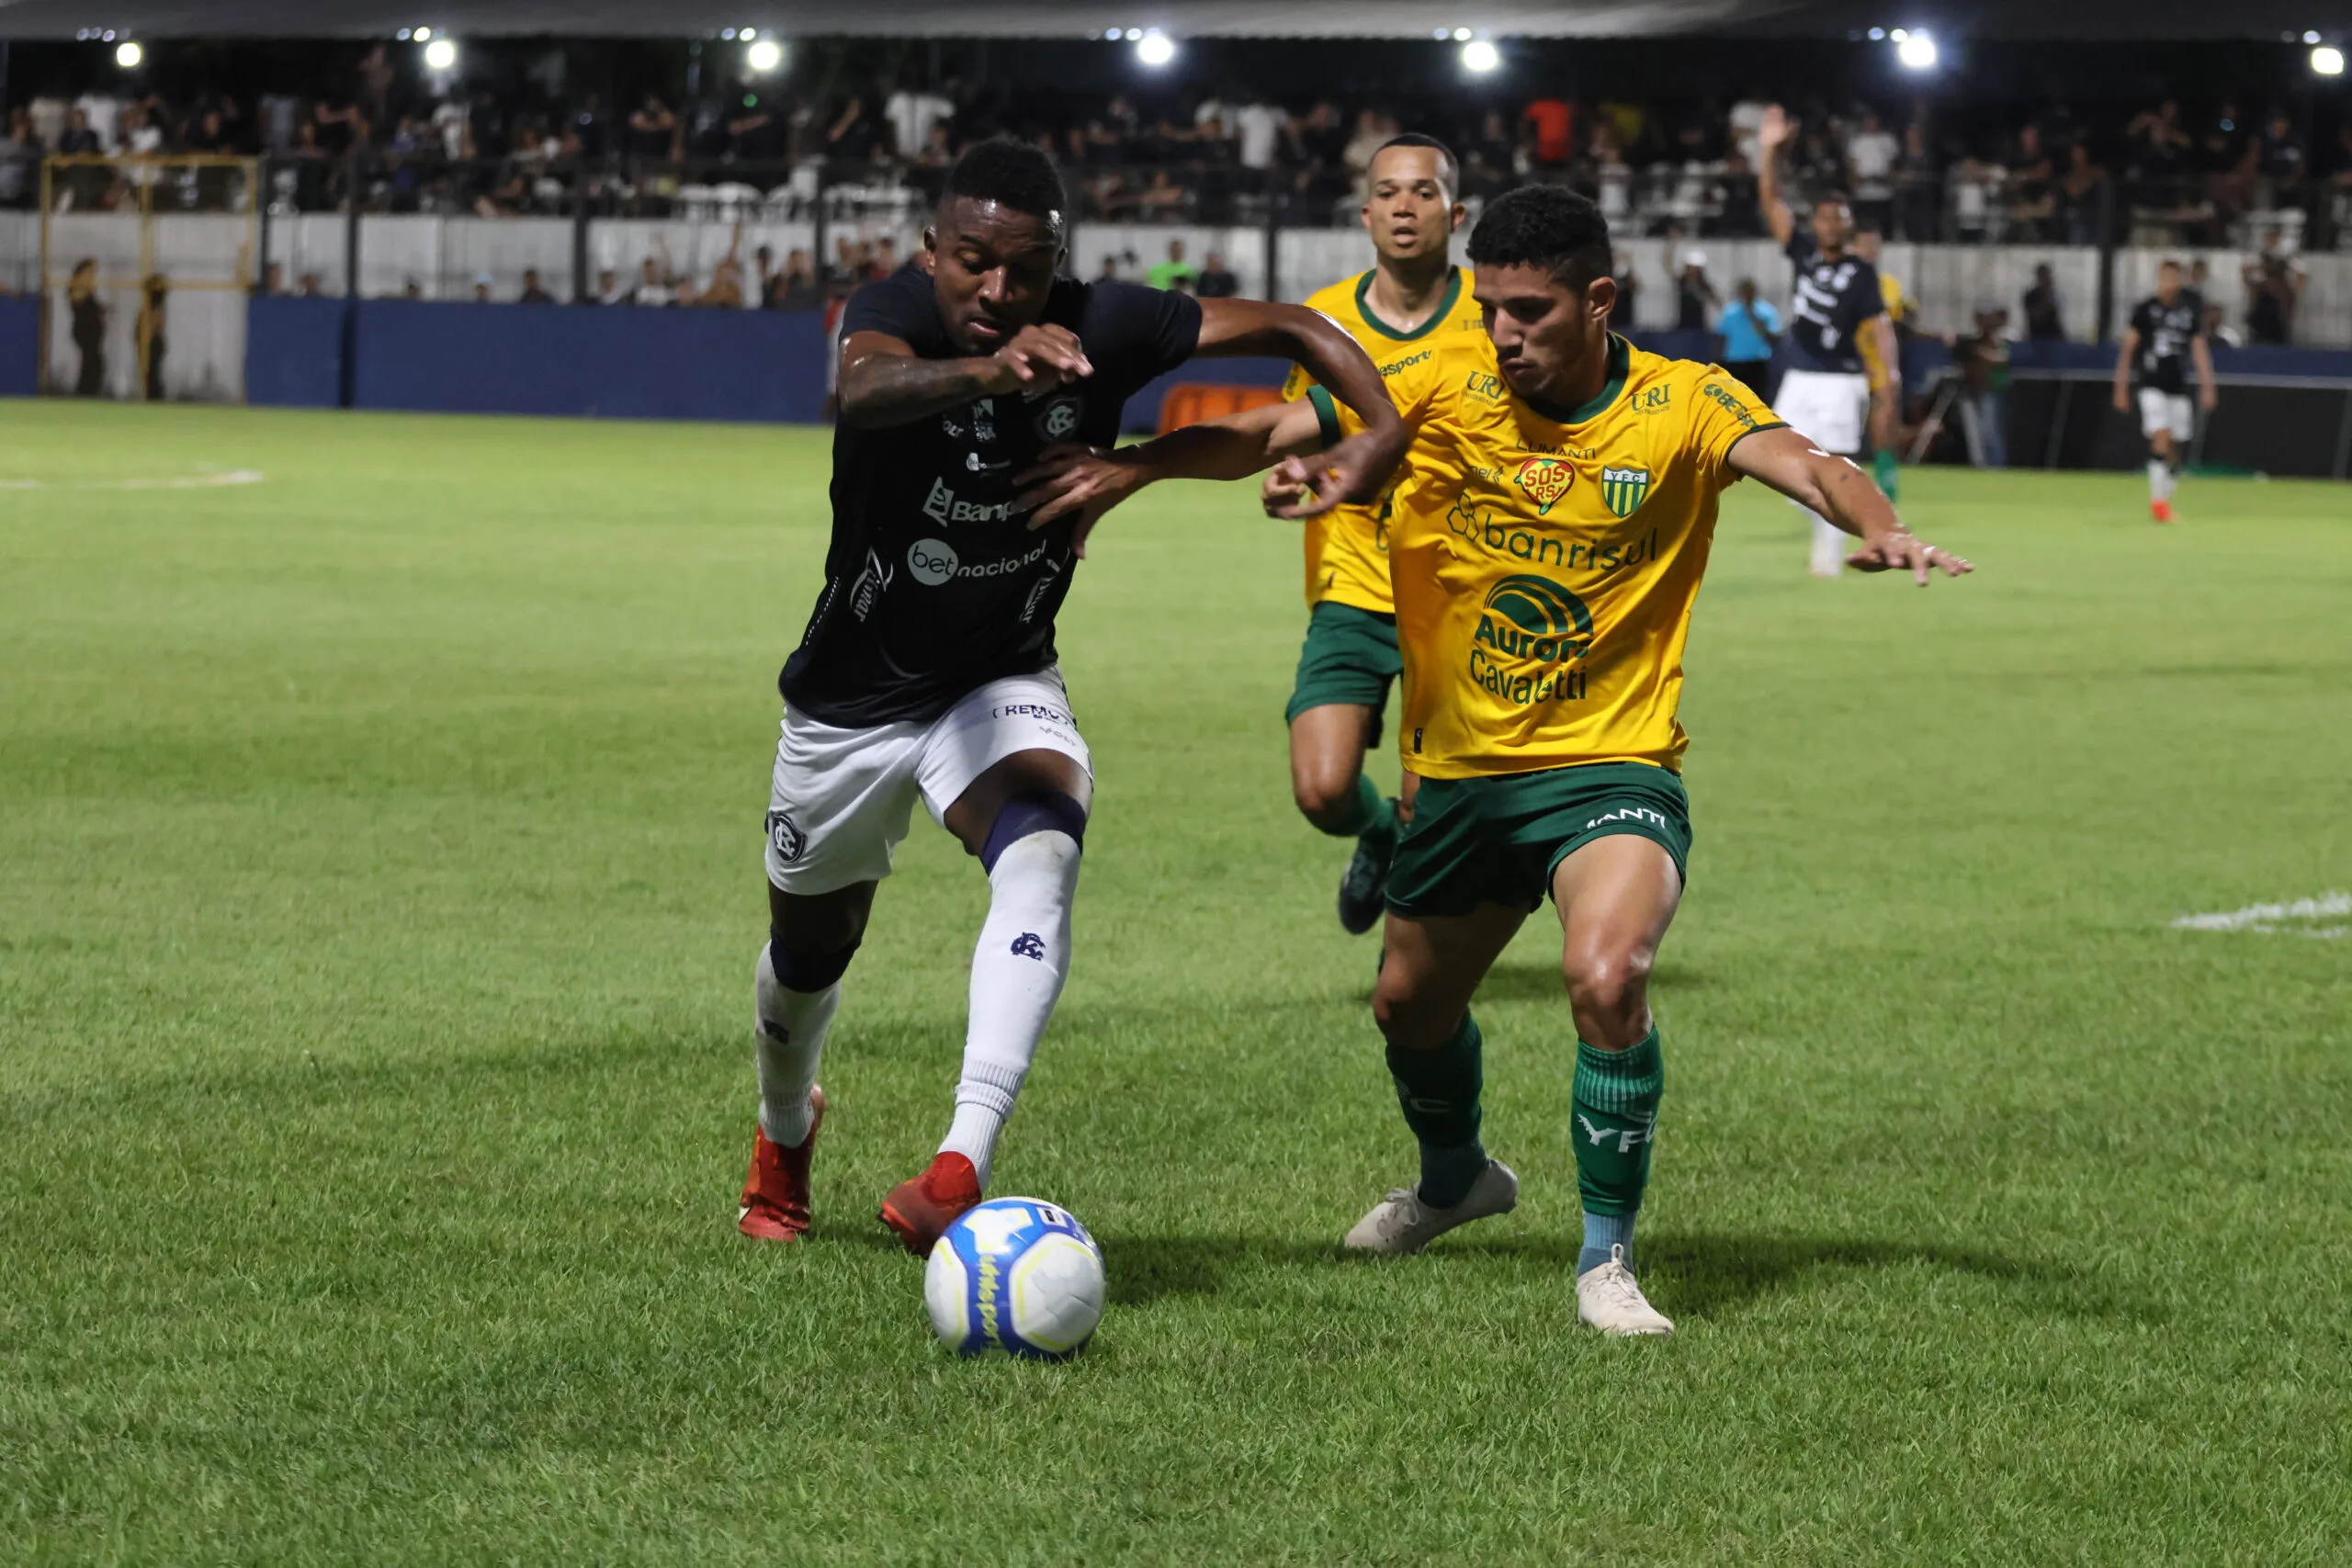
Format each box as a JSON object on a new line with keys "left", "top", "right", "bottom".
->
{"left": 737, "top": 1087, "right": 825, "bottom": 1242}
{"left": 878, "top": 1151, "right": 982, "bottom": 1256}
{"left": 2151, "top": 499, "right": 2174, "bottom": 523}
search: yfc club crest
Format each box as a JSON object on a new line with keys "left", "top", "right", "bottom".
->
{"left": 1600, "top": 465, "right": 1652, "bottom": 519}
{"left": 1515, "top": 457, "right": 1573, "bottom": 515}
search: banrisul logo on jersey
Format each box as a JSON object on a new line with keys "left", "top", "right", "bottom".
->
{"left": 1471, "top": 574, "right": 1594, "bottom": 706}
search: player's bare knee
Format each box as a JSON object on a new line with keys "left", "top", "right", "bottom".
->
{"left": 1563, "top": 946, "right": 1654, "bottom": 1044}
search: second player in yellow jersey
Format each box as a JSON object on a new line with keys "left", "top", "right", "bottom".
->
{"left": 1272, "top": 133, "right": 1487, "bottom": 938}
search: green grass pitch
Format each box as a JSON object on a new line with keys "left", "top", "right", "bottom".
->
{"left": 3, "top": 400, "right": 2348, "bottom": 1564}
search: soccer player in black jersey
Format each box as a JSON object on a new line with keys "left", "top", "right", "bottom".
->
{"left": 2110, "top": 259, "right": 2215, "bottom": 524}
{"left": 1757, "top": 106, "right": 1902, "bottom": 577}
{"left": 738, "top": 141, "right": 1408, "bottom": 1253}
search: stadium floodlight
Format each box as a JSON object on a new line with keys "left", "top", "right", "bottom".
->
{"left": 424, "top": 37, "right": 458, "bottom": 71}
{"left": 1452, "top": 27, "right": 1474, "bottom": 41}
{"left": 722, "top": 27, "right": 738, "bottom": 39}
{"left": 1867, "top": 26, "right": 1884, "bottom": 39}
{"left": 747, "top": 38, "right": 784, "bottom": 72}
{"left": 413, "top": 24, "right": 433, "bottom": 40}
{"left": 115, "top": 39, "right": 141, "bottom": 68}
{"left": 2316, "top": 44, "right": 2346, "bottom": 74}
{"left": 1895, "top": 30, "right": 1938, "bottom": 69}
{"left": 1124, "top": 28, "right": 1142, "bottom": 40}
{"left": 1136, "top": 30, "right": 1176, "bottom": 66}
{"left": 1462, "top": 39, "right": 1501, "bottom": 73}
{"left": 2304, "top": 29, "right": 2322, "bottom": 43}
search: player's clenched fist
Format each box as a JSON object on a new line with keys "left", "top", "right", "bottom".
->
{"left": 983, "top": 323, "right": 1093, "bottom": 393}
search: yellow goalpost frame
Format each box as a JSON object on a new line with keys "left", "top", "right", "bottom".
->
{"left": 37, "top": 153, "right": 261, "bottom": 401}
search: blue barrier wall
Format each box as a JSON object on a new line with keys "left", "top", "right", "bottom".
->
{"left": 244, "top": 296, "right": 351, "bottom": 409}
{"left": 0, "top": 295, "right": 40, "bottom": 399}
{"left": 351, "top": 300, "right": 831, "bottom": 423}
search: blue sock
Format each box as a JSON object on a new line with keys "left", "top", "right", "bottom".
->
{"left": 1578, "top": 1211, "right": 1636, "bottom": 1277}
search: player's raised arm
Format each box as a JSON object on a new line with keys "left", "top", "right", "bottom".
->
{"left": 1724, "top": 426, "right": 1972, "bottom": 585}
{"left": 1757, "top": 105, "right": 1797, "bottom": 246}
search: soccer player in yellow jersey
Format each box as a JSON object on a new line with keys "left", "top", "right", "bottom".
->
{"left": 1280, "top": 134, "right": 1487, "bottom": 933}
{"left": 1015, "top": 186, "right": 1970, "bottom": 1336}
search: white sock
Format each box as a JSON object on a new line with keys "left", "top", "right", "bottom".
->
{"left": 939, "top": 830, "right": 1080, "bottom": 1189}
{"left": 1807, "top": 511, "right": 1844, "bottom": 571}
{"left": 2147, "top": 458, "right": 2170, "bottom": 501}
{"left": 754, "top": 944, "right": 838, "bottom": 1148}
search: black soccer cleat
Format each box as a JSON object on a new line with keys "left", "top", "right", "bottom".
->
{"left": 1337, "top": 825, "right": 1395, "bottom": 936}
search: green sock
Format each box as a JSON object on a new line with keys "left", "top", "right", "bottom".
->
{"left": 1872, "top": 448, "right": 1900, "bottom": 502}
{"left": 1321, "top": 773, "right": 1389, "bottom": 842}
{"left": 1385, "top": 1011, "right": 1486, "bottom": 1208}
{"left": 1572, "top": 1030, "right": 1664, "bottom": 1221}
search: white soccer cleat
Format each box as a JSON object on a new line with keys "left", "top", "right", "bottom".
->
{"left": 1342, "top": 1158, "right": 1518, "bottom": 1255}
{"left": 1576, "top": 1243, "right": 1675, "bottom": 1337}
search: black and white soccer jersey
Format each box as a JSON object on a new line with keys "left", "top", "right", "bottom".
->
{"left": 1781, "top": 229, "right": 1885, "bottom": 376}
{"left": 2128, "top": 291, "right": 2206, "bottom": 395}
{"left": 779, "top": 265, "right": 1203, "bottom": 728}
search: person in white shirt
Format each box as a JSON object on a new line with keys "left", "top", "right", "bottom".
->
{"left": 1236, "top": 101, "right": 1288, "bottom": 175}
{"left": 883, "top": 88, "right": 952, "bottom": 162}
{"left": 1844, "top": 107, "right": 1900, "bottom": 232}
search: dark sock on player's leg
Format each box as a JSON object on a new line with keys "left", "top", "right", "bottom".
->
{"left": 1573, "top": 1029, "right": 1664, "bottom": 1275}
{"left": 1355, "top": 778, "right": 1400, "bottom": 863}
{"left": 1385, "top": 1010, "right": 1486, "bottom": 1208}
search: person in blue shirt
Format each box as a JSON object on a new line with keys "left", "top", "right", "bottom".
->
{"left": 1714, "top": 277, "right": 1781, "bottom": 403}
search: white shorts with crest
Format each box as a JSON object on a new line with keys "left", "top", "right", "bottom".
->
{"left": 763, "top": 669, "right": 1091, "bottom": 895}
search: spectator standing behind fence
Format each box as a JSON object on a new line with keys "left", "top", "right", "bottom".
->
{"left": 1671, "top": 249, "right": 1718, "bottom": 330}
{"left": 2243, "top": 249, "right": 2301, "bottom": 344}
{"left": 1845, "top": 108, "right": 1900, "bottom": 235}
{"left": 1196, "top": 252, "right": 1239, "bottom": 299}
{"left": 1147, "top": 238, "right": 1199, "bottom": 291}
{"left": 0, "top": 109, "right": 37, "bottom": 209}
{"left": 519, "top": 268, "right": 556, "bottom": 303}
{"left": 2022, "top": 265, "right": 2066, "bottom": 341}
{"left": 137, "top": 274, "right": 168, "bottom": 401}
{"left": 68, "top": 260, "right": 106, "bottom": 396}
{"left": 1715, "top": 279, "right": 1781, "bottom": 402}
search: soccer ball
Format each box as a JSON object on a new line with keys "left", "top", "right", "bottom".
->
{"left": 923, "top": 1197, "right": 1106, "bottom": 1359}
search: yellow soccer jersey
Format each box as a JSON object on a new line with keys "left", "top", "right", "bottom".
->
{"left": 1281, "top": 265, "right": 1485, "bottom": 613}
{"left": 1310, "top": 333, "right": 1785, "bottom": 779}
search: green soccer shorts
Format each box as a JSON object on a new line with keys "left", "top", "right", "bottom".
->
{"left": 1285, "top": 602, "right": 1404, "bottom": 743}
{"left": 1384, "top": 761, "right": 1693, "bottom": 919}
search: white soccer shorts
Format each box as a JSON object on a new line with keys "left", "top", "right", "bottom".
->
{"left": 2137, "top": 389, "right": 2195, "bottom": 442}
{"left": 1773, "top": 368, "right": 1872, "bottom": 457}
{"left": 763, "top": 669, "right": 1091, "bottom": 895}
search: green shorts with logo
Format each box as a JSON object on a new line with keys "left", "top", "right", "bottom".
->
{"left": 1385, "top": 761, "right": 1692, "bottom": 919}
{"left": 1284, "top": 601, "right": 1404, "bottom": 741}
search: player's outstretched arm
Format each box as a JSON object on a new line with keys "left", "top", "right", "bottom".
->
{"left": 1757, "top": 105, "right": 1797, "bottom": 245}
{"left": 1726, "top": 426, "right": 1973, "bottom": 585}
{"left": 1012, "top": 397, "right": 1396, "bottom": 552}
{"left": 1193, "top": 297, "right": 1403, "bottom": 450}
{"left": 836, "top": 324, "right": 1093, "bottom": 429}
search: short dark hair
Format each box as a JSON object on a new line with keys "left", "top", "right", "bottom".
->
{"left": 1813, "top": 188, "right": 1853, "bottom": 210}
{"left": 1371, "top": 132, "right": 1460, "bottom": 198}
{"left": 944, "top": 139, "right": 1067, "bottom": 222}
{"left": 1465, "top": 185, "right": 1612, "bottom": 289}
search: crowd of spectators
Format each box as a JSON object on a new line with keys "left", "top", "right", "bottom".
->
{"left": 6, "top": 51, "right": 2350, "bottom": 254}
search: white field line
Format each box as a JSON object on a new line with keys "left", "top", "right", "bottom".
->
{"left": 0, "top": 469, "right": 265, "bottom": 491}
{"left": 2171, "top": 891, "right": 2351, "bottom": 939}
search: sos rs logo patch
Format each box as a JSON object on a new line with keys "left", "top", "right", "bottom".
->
{"left": 1515, "top": 457, "right": 1573, "bottom": 515}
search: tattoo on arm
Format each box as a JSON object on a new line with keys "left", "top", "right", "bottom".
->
{"left": 838, "top": 341, "right": 997, "bottom": 429}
